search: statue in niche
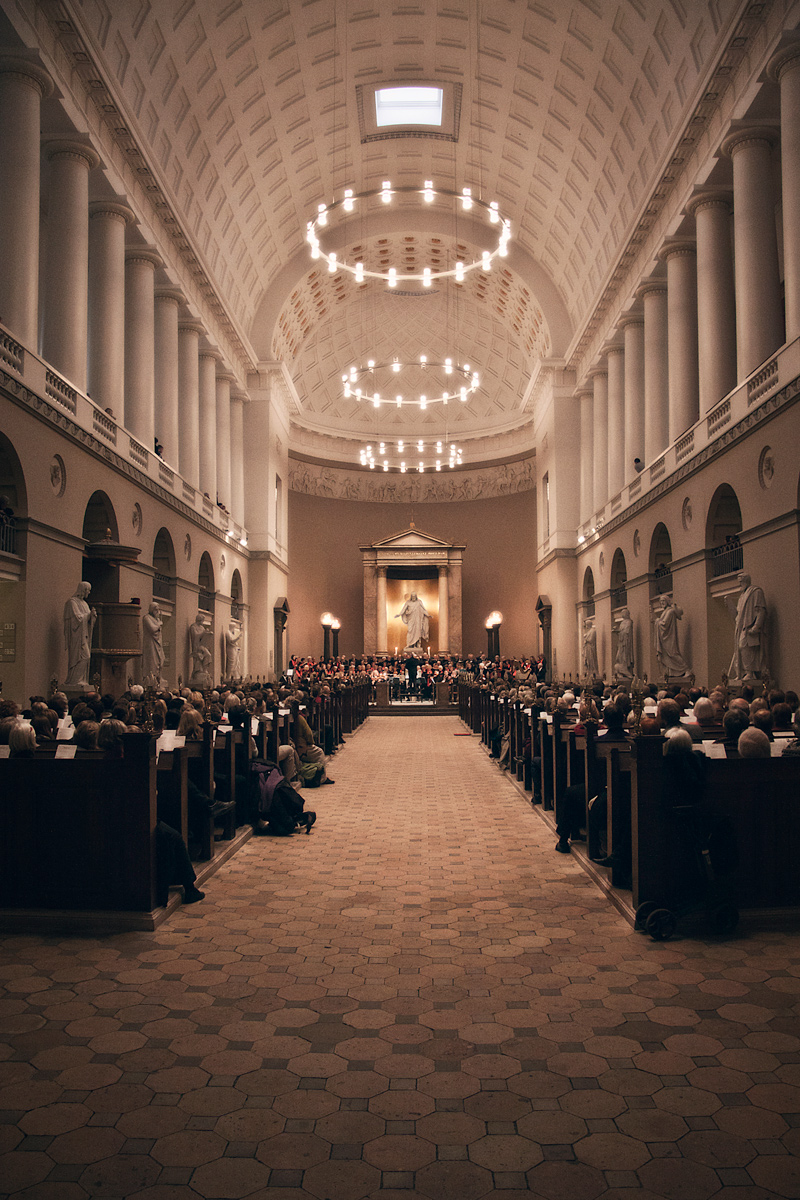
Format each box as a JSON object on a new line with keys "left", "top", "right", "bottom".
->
{"left": 142, "top": 601, "right": 166, "bottom": 687}
{"left": 189, "top": 611, "right": 213, "bottom": 689}
{"left": 652, "top": 595, "right": 691, "bottom": 678}
{"left": 396, "top": 593, "right": 430, "bottom": 649}
{"left": 63, "top": 581, "right": 97, "bottom": 690}
{"left": 582, "top": 620, "right": 599, "bottom": 678}
{"left": 613, "top": 607, "right": 634, "bottom": 679}
{"left": 225, "top": 621, "right": 243, "bottom": 679}
{"left": 726, "top": 572, "right": 767, "bottom": 682}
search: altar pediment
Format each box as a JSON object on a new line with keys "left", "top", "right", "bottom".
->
{"left": 363, "top": 524, "right": 462, "bottom": 552}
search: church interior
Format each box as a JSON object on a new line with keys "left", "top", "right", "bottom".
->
{"left": 2, "top": 2, "right": 800, "bottom": 1196}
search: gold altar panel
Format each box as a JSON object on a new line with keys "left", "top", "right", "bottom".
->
{"left": 386, "top": 577, "right": 439, "bottom": 654}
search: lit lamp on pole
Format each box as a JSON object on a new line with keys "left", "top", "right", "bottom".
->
{"left": 331, "top": 618, "right": 341, "bottom": 658}
{"left": 486, "top": 611, "right": 503, "bottom": 658}
{"left": 321, "top": 611, "right": 334, "bottom": 661}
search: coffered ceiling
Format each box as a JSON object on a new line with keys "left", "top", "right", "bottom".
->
{"left": 21, "top": 0, "right": 755, "bottom": 459}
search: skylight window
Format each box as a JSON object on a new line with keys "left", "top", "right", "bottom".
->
{"left": 375, "top": 86, "right": 443, "bottom": 128}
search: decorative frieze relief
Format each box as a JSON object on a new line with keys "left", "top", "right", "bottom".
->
{"left": 289, "top": 456, "right": 535, "bottom": 503}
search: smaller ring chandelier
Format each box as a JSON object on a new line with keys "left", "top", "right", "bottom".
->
{"left": 307, "top": 182, "right": 512, "bottom": 284}
{"left": 344, "top": 356, "right": 479, "bottom": 409}
{"left": 360, "top": 439, "right": 464, "bottom": 473}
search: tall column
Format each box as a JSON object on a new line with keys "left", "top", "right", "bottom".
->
{"left": 637, "top": 281, "right": 669, "bottom": 463}
{"left": 377, "top": 568, "right": 388, "bottom": 654}
{"left": 659, "top": 239, "right": 699, "bottom": 442}
{"left": 621, "top": 314, "right": 644, "bottom": 483}
{"left": 606, "top": 343, "right": 625, "bottom": 498}
{"left": 576, "top": 385, "right": 593, "bottom": 524}
{"left": 41, "top": 141, "right": 99, "bottom": 389}
{"left": 88, "top": 201, "right": 133, "bottom": 417}
{"left": 154, "top": 288, "right": 183, "bottom": 467}
{"left": 124, "top": 248, "right": 161, "bottom": 450}
{"left": 0, "top": 57, "right": 52, "bottom": 347}
{"left": 178, "top": 320, "right": 203, "bottom": 487}
{"left": 687, "top": 190, "right": 736, "bottom": 412}
{"left": 438, "top": 565, "right": 450, "bottom": 652}
{"left": 722, "top": 127, "right": 783, "bottom": 379}
{"left": 589, "top": 367, "right": 608, "bottom": 512}
{"left": 230, "top": 391, "right": 247, "bottom": 527}
{"left": 216, "top": 370, "right": 234, "bottom": 513}
{"left": 769, "top": 40, "right": 800, "bottom": 342}
{"left": 198, "top": 349, "right": 219, "bottom": 501}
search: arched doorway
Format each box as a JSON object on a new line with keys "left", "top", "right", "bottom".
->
{"left": 610, "top": 549, "right": 627, "bottom": 611}
{"left": 82, "top": 490, "right": 118, "bottom": 544}
{"left": 152, "top": 528, "right": 177, "bottom": 686}
{"left": 0, "top": 435, "right": 27, "bottom": 699}
{"left": 649, "top": 523, "right": 673, "bottom": 597}
{"left": 706, "top": 484, "right": 743, "bottom": 684}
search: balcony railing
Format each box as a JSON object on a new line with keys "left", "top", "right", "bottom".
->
{"left": 711, "top": 537, "right": 743, "bottom": 578}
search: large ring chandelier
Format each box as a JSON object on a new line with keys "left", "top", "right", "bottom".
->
{"left": 360, "top": 439, "right": 464, "bottom": 473}
{"left": 307, "top": 182, "right": 512, "bottom": 284}
{"left": 344, "top": 356, "right": 479, "bottom": 408}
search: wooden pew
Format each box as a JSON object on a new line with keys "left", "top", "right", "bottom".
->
{"left": 0, "top": 732, "right": 158, "bottom": 916}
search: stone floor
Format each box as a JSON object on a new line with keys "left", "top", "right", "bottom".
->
{"left": 1, "top": 715, "right": 800, "bottom": 1199}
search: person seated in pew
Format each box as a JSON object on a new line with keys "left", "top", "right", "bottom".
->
{"left": 74, "top": 720, "right": 99, "bottom": 750}
{"left": 751, "top": 707, "right": 774, "bottom": 740}
{"left": 771, "top": 703, "right": 794, "bottom": 733}
{"left": 692, "top": 697, "right": 718, "bottom": 734}
{"left": 719, "top": 707, "right": 750, "bottom": 756}
{"left": 738, "top": 727, "right": 771, "bottom": 758}
{"left": 555, "top": 701, "right": 626, "bottom": 855}
{"left": 9, "top": 724, "right": 36, "bottom": 757}
{"left": 657, "top": 698, "right": 685, "bottom": 739}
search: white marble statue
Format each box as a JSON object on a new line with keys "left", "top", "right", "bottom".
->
{"left": 726, "top": 572, "right": 767, "bottom": 681}
{"left": 582, "top": 620, "right": 599, "bottom": 677}
{"left": 189, "top": 612, "right": 213, "bottom": 688}
{"left": 652, "top": 595, "right": 691, "bottom": 678}
{"left": 142, "top": 601, "right": 165, "bottom": 687}
{"left": 63, "top": 581, "right": 97, "bottom": 690}
{"left": 396, "top": 593, "right": 430, "bottom": 649}
{"left": 225, "top": 621, "right": 242, "bottom": 679}
{"left": 613, "top": 607, "right": 634, "bottom": 679}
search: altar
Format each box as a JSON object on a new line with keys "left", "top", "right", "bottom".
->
{"left": 360, "top": 524, "right": 465, "bottom": 655}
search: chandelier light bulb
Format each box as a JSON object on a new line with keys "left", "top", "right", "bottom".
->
{"left": 455, "top": 261, "right": 465, "bottom": 282}
{"left": 388, "top": 267, "right": 397, "bottom": 287}
{"left": 355, "top": 261, "right": 364, "bottom": 283}
{"left": 328, "top": 252, "right": 337, "bottom": 273}
{"left": 381, "top": 181, "right": 392, "bottom": 203}
{"left": 445, "top": 358, "right": 452, "bottom": 373}
{"left": 420, "top": 398, "right": 427, "bottom": 410}
{"left": 489, "top": 201, "right": 499, "bottom": 223}
{"left": 461, "top": 187, "right": 472, "bottom": 210}
{"left": 398, "top": 440, "right": 404, "bottom": 451}
{"left": 317, "top": 203, "right": 328, "bottom": 225}
{"left": 373, "top": 394, "right": 380, "bottom": 407}
{"left": 423, "top": 180, "right": 434, "bottom": 203}
{"left": 482, "top": 250, "right": 492, "bottom": 271}
{"left": 460, "top": 387, "right": 467, "bottom": 401}
{"left": 417, "top": 440, "right": 423, "bottom": 451}
{"left": 383, "top": 461, "right": 389, "bottom": 471}
{"left": 368, "top": 359, "right": 375, "bottom": 368}
{"left": 343, "top": 188, "right": 354, "bottom": 212}
{"left": 436, "top": 460, "right": 441, "bottom": 470}
{"left": 419, "top": 461, "right": 425, "bottom": 472}
{"left": 344, "top": 382, "right": 351, "bottom": 397}
{"left": 401, "top": 462, "right": 406, "bottom": 472}
{"left": 423, "top": 267, "right": 432, "bottom": 287}
{"left": 396, "top": 396, "right": 402, "bottom": 407}
{"left": 392, "top": 359, "right": 400, "bottom": 372}
{"left": 345, "top": 358, "right": 479, "bottom": 408}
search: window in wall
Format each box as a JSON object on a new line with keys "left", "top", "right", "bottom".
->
{"left": 375, "top": 86, "right": 443, "bottom": 127}
{"left": 542, "top": 473, "right": 550, "bottom": 539}
{"left": 275, "top": 474, "right": 282, "bottom": 547}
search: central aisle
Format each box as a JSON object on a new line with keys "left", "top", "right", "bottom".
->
{"left": 2, "top": 716, "right": 800, "bottom": 1198}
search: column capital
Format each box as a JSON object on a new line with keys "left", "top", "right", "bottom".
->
{"left": 377, "top": 566, "right": 387, "bottom": 578}
{"left": 216, "top": 368, "right": 237, "bottom": 385}
{"left": 619, "top": 311, "right": 644, "bottom": 332}
{"left": 603, "top": 340, "right": 624, "bottom": 358}
{"left": 588, "top": 364, "right": 608, "bottom": 380}
{"left": 231, "top": 389, "right": 250, "bottom": 405}
{"left": 178, "top": 318, "right": 205, "bottom": 336}
{"left": 154, "top": 286, "right": 185, "bottom": 307}
{"left": 686, "top": 187, "right": 732, "bottom": 218}
{"left": 90, "top": 199, "right": 135, "bottom": 225}
{"left": 766, "top": 32, "right": 800, "bottom": 83}
{"left": 657, "top": 237, "right": 696, "bottom": 264}
{"left": 44, "top": 138, "right": 100, "bottom": 170}
{"left": 437, "top": 563, "right": 449, "bottom": 575}
{"left": 0, "top": 54, "right": 53, "bottom": 98}
{"left": 574, "top": 383, "right": 593, "bottom": 400}
{"left": 199, "top": 347, "right": 222, "bottom": 364}
{"left": 635, "top": 278, "right": 668, "bottom": 300}
{"left": 721, "top": 123, "right": 778, "bottom": 159}
{"left": 125, "top": 246, "right": 162, "bottom": 270}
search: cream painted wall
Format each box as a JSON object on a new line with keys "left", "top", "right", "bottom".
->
{"left": 287, "top": 489, "right": 539, "bottom": 660}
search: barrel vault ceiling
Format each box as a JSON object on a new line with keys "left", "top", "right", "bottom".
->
{"left": 19, "top": 0, "right": 759, "bottom": 462}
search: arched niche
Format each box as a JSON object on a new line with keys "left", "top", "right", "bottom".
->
{"left": 231, "top": 569, "right": 243, "bottom": 621}
{"left": 582, "top": 566, "right": 595, "bottom": 616}
{"left": 82, "top": 490, "right": 118, "bottom": 544}
{"left": 0, "top": 433, "right": 26, "bottom": 560}
{"left": 153, "top": 528, "right": 176, "bottom": 603}
{"left": 610, "top": 548, "right": 627, "bottom": 611}
{"left": 649, "top": 522, "right": 673, "bottom": 597}
{"left": 198, "top": 551, "right": 215, "bottom": 614}
{"left": 706, "top": 483, "right": 743, "bottom": 580}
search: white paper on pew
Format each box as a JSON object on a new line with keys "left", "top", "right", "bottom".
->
{"left": 0, "top": 745, "right": 9, "bottom": 758}
{"left": 251, "top": 717, "right": 259, "bottom": 735}
{"left": 279, "top": 708, "right": 289, "bottom": 716}
{"left": 55, "top": 744, "right": 76, "bottom": 759}
{"left": 523, "top": 708, "right": 532, "bottom": 715}
{"left": 158, "top": 731, "right": 176, "bottom": 752}
{"left": 57, "top": 723, "right": 74, "bottom": 741}
{"left": 173, "top": 736, "right": 185, "bottom": 748}
{"left": 770, "top": 740, "right": 787, "bottom": 757}
{"left": 702, "top": 741, "right": 726, "bottom": 759}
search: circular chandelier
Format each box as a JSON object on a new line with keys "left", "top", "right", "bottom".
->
{"left": 307, "top": 181, "right": 512, "bottom": 284}
{"left": 360, "top": 439, "right": 463, "bottom": 473}
{"left": 344, "top": 355, "right": 479, "bottom": 408}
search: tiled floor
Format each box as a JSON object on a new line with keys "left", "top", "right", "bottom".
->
{"left": 2, "top": 716, "right": 800, "bottom": 1199}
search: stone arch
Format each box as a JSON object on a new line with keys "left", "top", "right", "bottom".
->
{"left": 0, "top": 433, "right": 26, "bottom": 556}
{"left": 231, "top": 568, "right": 243, "bottom": 621}
{"left": 82, "top": 490, "right": 118, "bottom": 544}
{"left": 649, "top": 522, "right": 673, "bottom": 597}
{"left": 582, "top": 566, "right": 595, "bottom": 615}
{"left": 198, "top": 551, "right": 215, "bottom": 614}
{"left": 610, "top": 548, "right": 627, "bottom": 610}
{"left": 153, "top": 528, "right": 176, "bottom": 604}
{"left": 706, "top": 483, "right": 743, "bottom": 580}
